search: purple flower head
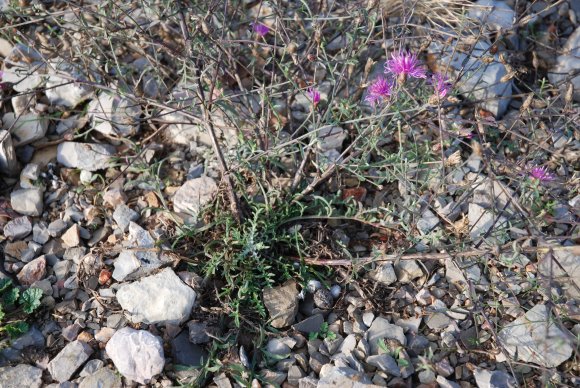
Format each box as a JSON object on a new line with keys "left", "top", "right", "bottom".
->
{"left": 385, "top": 51, "right": 427, "bottom": 80}
{"left": 308, "top": 87, "right": 320, "bottom": 106}
{"left": 365, "top": 76, "right": 393, "bottom": 106}
{"left": 430, "top": 72, "right": 452, "bottom": 99}
{"left": 252, "top": 22, "right": 270, "bottom": 37}
{"left": 529, "top": 165, "right": 554, "bottom": 182}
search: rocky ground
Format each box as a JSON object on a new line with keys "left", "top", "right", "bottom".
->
{"left": 0, "top": 0, "right": 579, "bottom": 387}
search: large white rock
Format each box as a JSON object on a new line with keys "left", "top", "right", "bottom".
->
{"left": 116, "top": 268, "right": 196, "bottom": 325}
{"left": 11, "top": 188, "right": 43, "bottom": 216}
{"left": 498, "top": 304, "right": 573, "bottom": 368}
{"left": 2, "top": 112, "right": 48, "bottom": 146}
{"left": 173, "top": 176, "right": 218, "bottom": 222}
{"left": 88, "top": 92, "right": 141, "bottom": 136}
{"left": 1, "top": 44, "right": 47, "bottom": 92}
{"left": 549, "top": 27, "right": 580, "bottom": 102}
{"left": 45, "top": 59, "right": 96, "bottom": 107}
{"left": 57, "top": 142, "right": 115, "bottom": 171}
{"left": 105, "top": 327, "right": 164, "bottom": 384}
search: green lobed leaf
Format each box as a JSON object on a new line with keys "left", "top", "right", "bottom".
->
{"left": 0, "top": 278, "right": 12, "bottom": 293}
{"left": 4, "top": 321, "right": 29, "bottom": 338}
{"left": 2, "top": 287, "right": 19, "bottom": 307}
{"left": 0, "top": 304, "right": 4, "bottom": 322}
{"left": 21, "top": 288, "right": 43, "bottom": 314}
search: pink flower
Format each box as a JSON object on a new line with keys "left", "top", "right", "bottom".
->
{"left": 308, "top": 87, "right": 320, "bottom": 106}
{"left": 529, "top": 165, "right": 554, "bottom": 182}
{"left": 252, "top": 22, "right": 270, "bottom": 37}
{"left": 430, "top": 72, "right": 452, "bottom": 98}
{"left": 365, "top": 76, "right": 393, "bottom": 105}
{"left": 384, "top": 51, "right": 427, "bottom": 80}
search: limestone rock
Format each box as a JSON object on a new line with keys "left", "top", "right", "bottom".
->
{"left": 116, "top": 268, "right": 196, "bottom": 325}
{"left": 173, "top": 176, "right": 218, "bottom": 223}
{"left": 549, "top": 27, "right": 580, "bottom": 102}
{"left": 88, "top": 92, "right": 141, "bottom": 136}
{"left": 106, "top": 327, "right": 164, "bottom": 384}
{"left": 263, "top": 280, "right": 299, "bottom": 328}
{"left": 0, "top": 364, "right": 43, "bottom": 388}
{"left": 57, "top": 142, "right": 115, "bottom": 171}
{"left": 2, "top": 112, "right": 48, "bottom": 146}
{"left": 498, "top": 304, "right": 573, "bottom": 367}
{"left": 47, "top": 340, "right": 93, "bottom": 382}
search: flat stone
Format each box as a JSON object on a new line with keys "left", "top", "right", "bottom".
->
{"left": 366, "top": 317, "right": 406, "bottom": 355}
{"left": 0, "top": 130, "right": 19, "bottom": 176}
{"left": 263, "top": 280, "right": 299, "bottom": 328}
{"left": 79, "top": 359, "right": 104, "bottom": 377}
{"left": 57, "top": 142, "right": 115, "bottom": 171}
{"left": 61, "top": 224, "right": 81, "bottom": 247}
{"left": 266, "top": 338, "right": 292, "bottom": 358}
{"left": 538, "top": 247, "right": 580, "bottom": 299}
{"left": 394, "top": 260, "right": 422, "bottom": 283}
{"left": 498, "top": 304, "right": 573, "bottom": 368}
{"left": 369, "top": 262, "right": 397, "bottom": 286}
{"left": 88, "top": 92, "right": 141, "bottom": 136}
{"left": 474, "top": 367, "right": 517, "bottom": 388}
{"left": 470, "top": 0, "right": 516, "bottom": 31}
{"left": 318, "top": 366, "right": 380, "bottom": 387}
{"left": 417, "top": 209, "right": 439, "bottom": 234}
{"left": 116, "top": 268, "right": 196, "bottom": 325}
{"left": 293, "top": 313, "right": 324, "bottom": 334}
{"left": 2, "top": 112, "right": 48, "bottom": 146}
{"left": 394, "top": 316, "right": 422, "bottom": 333}
{"left": 45, "top": 59, "right": 96, "bottom": 108}
{"left": 95, "top": 327, "right": 116, "bottom": 343}
{"left": 188, "top": 321, "right": 210, "bottom": 344}
{"left": 315, "top": 125, "right": 346, "bottom": 151}
{"left": 2, "top": 44, "right": 47, "bottom": 92}
{"left": 437, "top": 376, "right": 460, "bottom": 388}
{"left": 0, "top": 364, "right": 43, "bottom": 388}
{"left": 3, "top": 216, "right": 32, "bottom": 240}
{"left": 434, "top": 39, "right": 512, "bottom": 117}
{"left": 366, "top": 354, "right": 401, "bottom": 376}
{"left": 12, "top": 93, "right": 36, "bottom": 116}
{"left": 106, "top": 327, "right": 164, "bottom": 384}
{"left": 173, "top": 176, "right": 218, "bottom": 223}
{"left": 113, "top": 204, "right": 139, "bottom": 232}
{"left": 17, "top": 256, "right": 46, "bottom": 286}
{"left": 171, "top": 330, "right": 207, "bottom": 367}
{"left": 469, "top": 203, "right": 508, "bottom": 241}
{"left": 48, "top": 219, "right": 68, "bottom": 237}
{"left": 10, "top": 188, "right": 43, "bottom": 216}
{"left": 112, "top": 222, "right": 173, "bottom": 281}
{"left": 79, "top": 367, "right": 122, "bottom": 388}
{"left": 47, "top": 340, "right": 93, "bottom": 382}
{"left": 549, "top": 26, "right": 580, "bottom": 102}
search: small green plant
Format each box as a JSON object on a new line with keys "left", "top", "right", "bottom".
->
{"left": 308, "top": 322, "right": 337, "bottom": 341}
{"left": 0, "top": 279, "right": 43, "bottom": 346}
